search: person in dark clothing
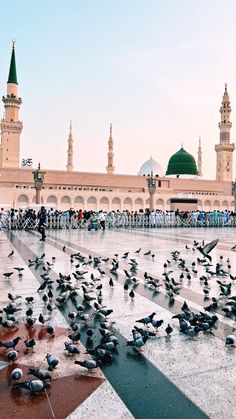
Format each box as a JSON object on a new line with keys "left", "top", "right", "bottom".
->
{"left": 38, "top": 206, "right": 47, "bottom": 241}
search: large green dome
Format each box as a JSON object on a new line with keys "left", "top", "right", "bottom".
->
{"left": 166, "top": 147, "right": 198, "bottom": 176}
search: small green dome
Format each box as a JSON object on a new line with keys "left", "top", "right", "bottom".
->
{"left": 166, "top": 147, "right": 198, "bottom": 176}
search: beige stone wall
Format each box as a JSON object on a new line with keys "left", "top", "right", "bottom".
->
{"left": 0, "top": 167, "right": 234, "bottom": 211}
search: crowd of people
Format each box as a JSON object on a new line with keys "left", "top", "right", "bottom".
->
{"left": 1, "top": 206, "right": 236, "bottom": 231}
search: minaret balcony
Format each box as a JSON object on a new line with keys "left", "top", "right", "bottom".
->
{"left": 2, "top": 96, "right": 22, "bottom": 106}
{"left": 215, "top": 143, "right": 235, "bottom": 152}
{"left": 0, "top": 120, "right": 23, "bottom": 133}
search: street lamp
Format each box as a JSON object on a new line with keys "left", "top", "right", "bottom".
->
{"left": 146, "top": 171, "right": 157, "bottom": 211}
{"left": 32, "top": 163, "right": 45, "bottom": 204}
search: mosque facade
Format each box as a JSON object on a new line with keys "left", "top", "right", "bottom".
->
{"left": 0, "top": 44, "right": 235, "bottom": 212}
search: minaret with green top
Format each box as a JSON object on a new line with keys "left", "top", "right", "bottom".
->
{"left": 0, "top": 41, "right": 23, "bottom": 168}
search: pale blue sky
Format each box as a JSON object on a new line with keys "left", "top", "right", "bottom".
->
{"left": 1, "top": 0, "right": 236, "bottom": 178}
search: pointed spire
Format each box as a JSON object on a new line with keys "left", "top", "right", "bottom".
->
{"left": 66, "top": 120, "right": 74, "bottom": 171}
{"left": 197, "top": 135, "right": 202, "bottom": 176}
{"left": 7, "top": 40, "right": 18, "bottom": 85}
{"left": 224, "top": 83, "right": 228, "bottom": 94}
{"left": 106, "top": 123, "right": 115, "bottom": 175}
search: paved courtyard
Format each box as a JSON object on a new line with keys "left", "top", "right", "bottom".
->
{"left": 0, "top": 227, "right": 236, "bottom": 418}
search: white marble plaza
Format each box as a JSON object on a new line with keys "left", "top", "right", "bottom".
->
{"left": 1, "top": 227, "right": 236, "bottom": 418}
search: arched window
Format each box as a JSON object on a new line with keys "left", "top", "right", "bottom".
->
{"left": 222, "top": 200, "right": 229, "bottom": 210}
{"left": 47, "top": 195, "right": 57, "bottom": 204}
{"left": 123, "top": 197, "right": 132, "bottom": 210}
{"left": 61, "top": 196, "right": 71, "bottom": 204}
{"left": 134, "top": 198, "right": 144, "bottom": 211}
{"left": 204, "top": 200, "right": 212, "bottom": 211}
{"left": 86, "top": 197, "right": 97, "bottom": 211}
{"left": 17, "top": 194, "right": 29, "bottom": 204}
{"left": 213, "top": 200, "right": 220, "bottom": 210}
{"left": 111, "top": 197, "right": 121, "bottom": 210}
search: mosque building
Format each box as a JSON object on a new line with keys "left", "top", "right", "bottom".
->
{"left": 0, "top": 43, "right": 235, "bottom": 212}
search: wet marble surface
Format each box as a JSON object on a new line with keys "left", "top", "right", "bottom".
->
{"left": 1, "top": 227, "right": 236, "bottom": 418}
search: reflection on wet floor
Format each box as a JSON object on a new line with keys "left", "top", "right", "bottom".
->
{"left": 0, "top": 227, "right": 236, "bottom": 419}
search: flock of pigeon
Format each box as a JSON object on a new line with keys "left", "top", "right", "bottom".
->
{"left": 1, "top": 237, "right": 236, "bottom": 395}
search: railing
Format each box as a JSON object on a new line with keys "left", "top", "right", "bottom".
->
{"left": 1, "top": 212, "right": 236, "bottom": 230}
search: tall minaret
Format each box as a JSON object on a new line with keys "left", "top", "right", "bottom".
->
{"left": 66, "top": 120, "right": 74, "bottom": 172}
{"left": 215, "top": 84, "right": 235, "bottom": 181}
{"left": 197, "top": 135, "right": 202, "bottom": 176}
{"left": 0, "top": 41, "right": 23, "bottom": 168}
{"left": 106, "top": 123, "right": 115, "bottom": 175}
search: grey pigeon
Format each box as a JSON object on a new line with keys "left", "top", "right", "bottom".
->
{"left": 28, "top": 368, "right": 52, "bottom": 381}
{"left": 64, "top": 342, "right": 80, "bottom": 355}
{"left": 11, "top": 368, "right": 23, "bottom": 382}
{"left": 15, "top": 379, "right": 50, "bottom": 394}
{"left": 74, "top": 359, "right": 100, "bottom": 371}
{"left": 197, "top": 239, "right": 219, "bottom": 261}
{"left": 46, "top": 354, "right": 59, "bottom": 370}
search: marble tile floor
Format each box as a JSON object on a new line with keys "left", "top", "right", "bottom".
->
{"left": 0, "top": 227, "right": 236, "bottom": 418}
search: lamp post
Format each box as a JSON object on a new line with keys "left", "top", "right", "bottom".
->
{"left": 32, "top": 163, "right": 45, "bottom": 204}
{"left": 146, "top": 172, "right": 157, "bottom": 211}
{"left": 232, "top": 180, "right": 236, "bottom": 211}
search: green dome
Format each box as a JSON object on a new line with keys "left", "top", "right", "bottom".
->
{"left": 166, "top": 147, "right": 198, "bottom": 176}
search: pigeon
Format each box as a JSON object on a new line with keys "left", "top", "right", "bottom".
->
{"left": 8, "top": 293, "right": 22, "bottom": 302}
{"left": 8, "top": 250, "right": 14, "bottom": 257}
{"left": 68, "top": 331, "right": 81, "bottom": 343}
{"left": 24, "top": 339, "right": 36, "bottom": 351}
{"left": 151, "top": 319, "right": 164, "bottom": 330}
{"left": 46, "top": 354, "right": 59, "bottom": 370}
{"left": 46, "top": 325, "right": 55, "bottom": 336}
{"left": 136, "top": 313, "right": 156, "bottom": 326}
{"left": 144, "top": 250, "right": 151, "bottom": 256}
{"left": 0, "top": 336, "right": 21, "bottom": 349}
{"left": 26, "top": 307, "right": 33, "bottom": 317}
{"left": 14, "top": 267, "right": 24, "bottom": 274}
{"left": 197, "top": 239, "right": 219, "bottom": 261}
{"left": 122, "top": 252, "right": 129, "bottom": 259}
{"left": 98, "top": 309, "right": 113, "bottom": 317}
{"left": 109, "top": 278, "right": 114, "bottom": 287}
{"left": 74, "top": 359, "right": 100, "bottom": 371}
{"left": 101, "top": 341, "right": 119, "bottom": 350}
{"left": 225, "top": 335, "right": 235, "bottom": 346}
{"left": 86, "top": 329, "right": 94, "bottom": 338}
{"left": 7, "top": 350, "right": 18, "bottom": 362}
{"left": 11, "top": 368, "right": 23, "bottom": 382}
{"left": 25, "top": 317, "right": 37, "bottom": 327}
{"left": 3, "top": 272, "right": 14, "bottom": 279}
{"left": 129, "top": 289, "right": 135, "bottom": 300}
{"left": 64, "top": 342, "right": 80, "bottom": 355}
{"left": 165, "top": 324, "right": 173, "bottom": 337}
{"left": 126, "top": 335, "right": 148, "bottom": 349}
{"left": 135, "top": 248, "right": 141, "bottom": 254}
{"left": 14, "top": 379, "right": 50, "bottom": 394}
{"left": 27, "top": 368, "right": 52, "bottom": 381}
{"left": 25, "top": 296, "right": 34, "bottom": 304}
